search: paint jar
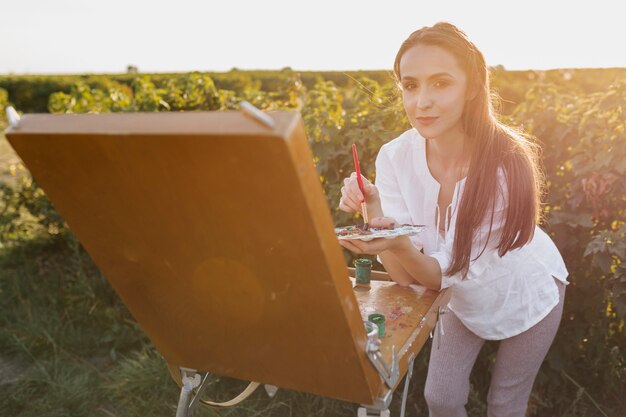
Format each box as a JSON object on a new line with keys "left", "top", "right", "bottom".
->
{"left": 368, "top": 313, "right": 386, "bottom": 337}
{"left": 354, "top": 258, "right": 372, "bottom": 288}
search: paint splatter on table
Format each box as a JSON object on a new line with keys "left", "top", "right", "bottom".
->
{"left": 351, "top": 278, "right": 443, "bottom": 364}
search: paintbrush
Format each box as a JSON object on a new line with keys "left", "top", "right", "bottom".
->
{"left": 351, "top": 144, "right": 370, "bottom": 230}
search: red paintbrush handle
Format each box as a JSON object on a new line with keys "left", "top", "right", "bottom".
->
{"left": 352, "top": 144, "right": 366, "bottom": 202}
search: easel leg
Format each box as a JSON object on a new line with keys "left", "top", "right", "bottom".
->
{"left": 356, "top": 353, "right": 415, "bottom": 417}
{"left": 357, "top": 407, "right": 391, "bottom": 417}
{"left": 175, "top": 368, "right": 207, "bottom": 417}
{"left": 357, "top": 388, "right": 393, "bottom": 417}
{"left": 399, "top": 354, "right": 416, "bottom": 417}
{"left": 175, "top": 381, "right": 193, "bottom": 417}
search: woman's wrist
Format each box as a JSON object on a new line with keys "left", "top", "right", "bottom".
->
{"left": 387, "top": 235, "right": 415, "bottom": 256}
{"left": 385, "top": 237, "right": 442, "bottom": 290}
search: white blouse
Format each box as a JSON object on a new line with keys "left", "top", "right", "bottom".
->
{"left": 375, "top": 128, "right": 569, "bottom": 340}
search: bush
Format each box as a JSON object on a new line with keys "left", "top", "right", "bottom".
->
{"left": 508, "top": 78, "right": 626, "bottom": 414}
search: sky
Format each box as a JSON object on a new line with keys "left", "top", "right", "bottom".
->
{"left": 1, "top": 0, "right": 625, "bottom": 74}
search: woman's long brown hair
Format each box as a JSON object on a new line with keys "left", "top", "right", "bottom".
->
{"left": 393, "top": 22, "right": 544, "bottom": 278}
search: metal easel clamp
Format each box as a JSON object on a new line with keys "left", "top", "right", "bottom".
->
{"left": 364, "top": 320, "right": 400, "bottom": 389}
{"left": 357, "top": 349, "right": 417, "bottom": 417}
{"left": 264, "top": 384, "right": 279, "bottom": 398}
{"left": 436, "top": 306, "right": 448, "bottom": 350}
{"left": 399, "top": 353, "right": 416, "bottom": 417}
{"left": 175, "top": 368, "right": 206, "bottom": 417}
{"left": 429, "top": 306, "right": 449, "bottom": 347}
{"left": 5, "top": 106, "right": 20, "bottom": 129}
{"left": 239, "top": 101, "right": 275, "bottom": 129}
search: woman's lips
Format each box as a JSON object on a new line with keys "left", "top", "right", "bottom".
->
{"left": 416, "top": 117, "right": 439, "bottom": 126}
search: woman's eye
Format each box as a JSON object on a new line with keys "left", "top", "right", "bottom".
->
{"left": 403, "top": 81, "right": 448, "bottom": 90}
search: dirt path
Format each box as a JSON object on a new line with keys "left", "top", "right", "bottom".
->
{"left": 0, "top": 130, "right": 24, "bottom": 188}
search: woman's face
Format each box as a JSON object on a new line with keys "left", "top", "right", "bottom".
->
{"left": 399, "top": 44, "right": 471, "bottom": 140}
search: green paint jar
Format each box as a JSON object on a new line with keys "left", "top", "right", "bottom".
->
{"left": 368, "top": 313, "right": 386, "bottom": 337}
{"left": 354, "top": 258, "right": 372, "bottom": 287}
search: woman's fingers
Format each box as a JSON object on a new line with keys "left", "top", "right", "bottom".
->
{"left": 340, "top": 234, "right": 406, "bottom": 255}
{"left": 338, "top": 172, "right": 378, "bottom": 213}
{"left": 364, "top": 183, "right": 378, "bottom": 200}
{"left": 339, "top": 173, "right": 364, "bottom": 213}
{"left": 348, "top": 172, "right": 378, "bottom": 201}
{"left": 344, "top": 175, "right": 363, "bottom": 201}
{"left": 339, "top": 238, "right": 383, "bottom": 255}
{"left": 340, "top": 185, "right": 362, "bottom": 212}
{"left": 338, "top": 239, "right": 363, "bottom": 254}
{"left": 349, "top": 172, "right": 376, "bottom": 200}
{"left": 338, "top": 197, "right": 360, "bottom": 213}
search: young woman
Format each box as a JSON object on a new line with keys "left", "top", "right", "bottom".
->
{"left": 338, "top": 22, "right": 569, "bottom": 417}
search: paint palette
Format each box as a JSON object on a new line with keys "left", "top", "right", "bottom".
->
{"left": 335, "top": 224, "right": 426, "bottom": 241}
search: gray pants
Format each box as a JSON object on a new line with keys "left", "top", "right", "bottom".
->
{"left": 425, "top": 278, "right": 566, "bottom": 417}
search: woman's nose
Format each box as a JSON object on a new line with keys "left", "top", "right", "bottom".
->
{"left": 416, "top": 90, "right": 433, "bottom": 109}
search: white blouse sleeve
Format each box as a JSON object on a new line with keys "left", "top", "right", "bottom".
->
{"left": 374, "top": 146, "right": 412, "bottom": 226}
{"left": 430, "top": 168, "right": 509, "bottom": 289}
{"left": 374, "top": 146, "right": 416, "bottom": 265}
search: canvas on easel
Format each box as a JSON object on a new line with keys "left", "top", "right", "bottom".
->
{"left": 5, "top": 109, "right": 449, "bottom": 415}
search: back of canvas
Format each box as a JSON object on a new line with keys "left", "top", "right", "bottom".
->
{"left": 6, "top": 111, "right": 381, "bottom": 404}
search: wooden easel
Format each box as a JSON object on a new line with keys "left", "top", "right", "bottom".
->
{"left": 6, "top": 106, "right": 449, "bottom": 417}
